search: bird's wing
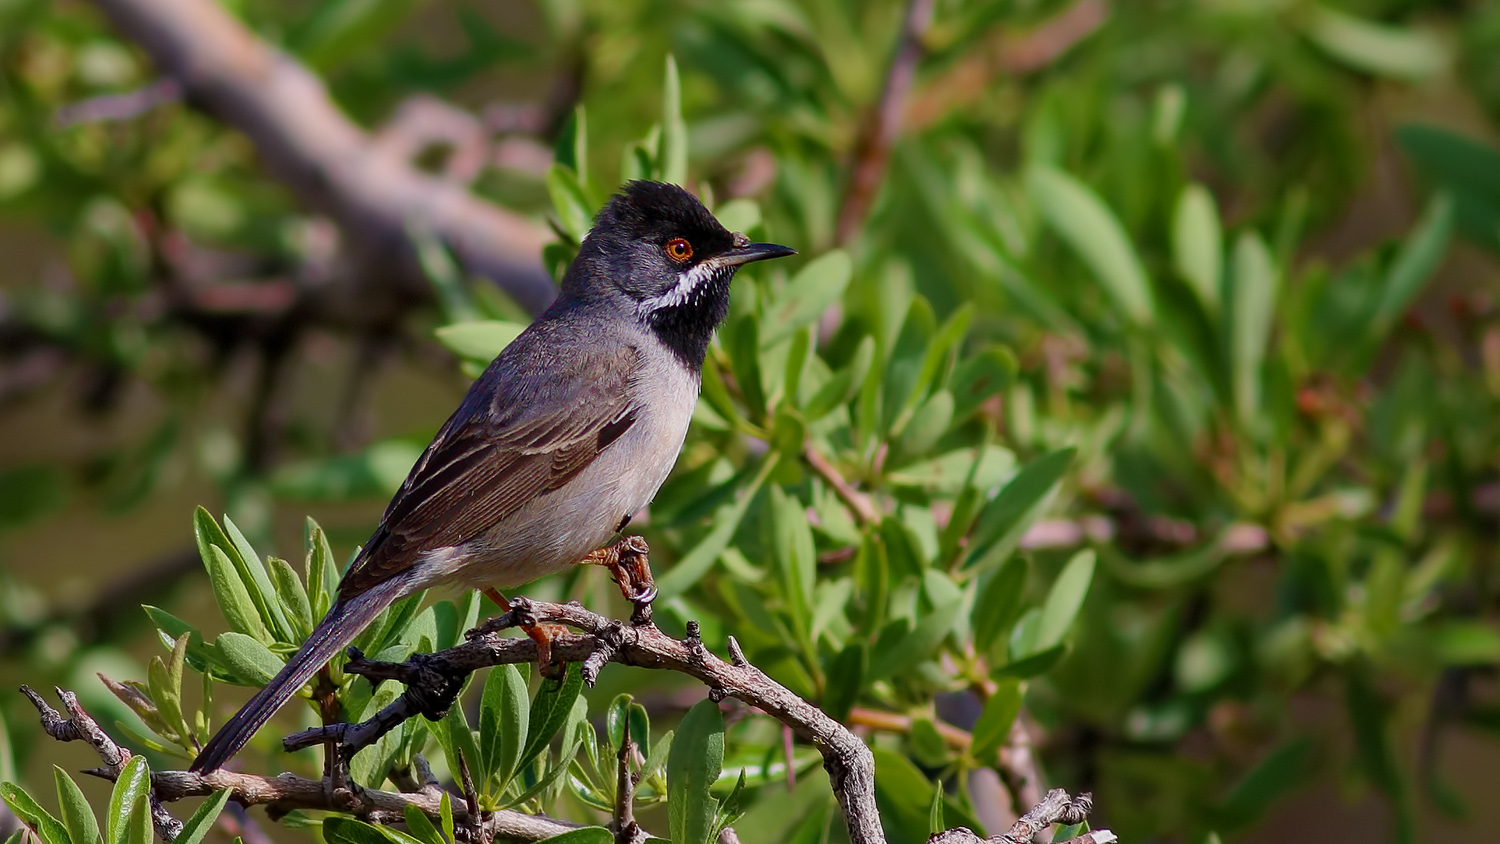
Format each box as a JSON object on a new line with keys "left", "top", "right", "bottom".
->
{"left": 337, "top": 339, "right": 641, "bottom": 597}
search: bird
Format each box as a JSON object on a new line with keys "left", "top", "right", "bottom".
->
{"left": 190, "top": 180, "right": 795, "bottom": 773}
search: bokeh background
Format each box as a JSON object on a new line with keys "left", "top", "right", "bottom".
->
{"left": 3, "top": 0, "right": 1500, "bottom": 842}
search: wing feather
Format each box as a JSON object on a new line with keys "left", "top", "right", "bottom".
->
{"left": 338, "top": 339, "right": 641, "bottom": 597}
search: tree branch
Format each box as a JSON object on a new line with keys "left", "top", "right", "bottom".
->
{"left": 24, "top": 593, "right": 1114, "bottom": 844}
{"left": 88, "top": 0, "right": 557, "bottom": 320}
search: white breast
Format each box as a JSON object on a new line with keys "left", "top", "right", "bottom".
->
{"left": 439, "top": 347, "right": 700, "bottom": 591}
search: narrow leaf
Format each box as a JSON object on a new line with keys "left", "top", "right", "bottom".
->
{"left": 1028, "top": 165, "right": 1154, "bottom": 326}
{"left": 667, "top": 700, "right": 724, "bottom": 844}
{"left": 1034, "top": 549, "right": 1096, "bottom": 650}
{"left": 173, "top": 789, "right": 232, "bottom": 844}
{"left": 53, "top": 768, "right": 98, "bottom": 844}
{"left": 969, "top": 680, "right": 1023, "bottom": 762}
{"left": 964, "top": 448, "right": 1074, "bottom": 572}
{"left": 105, "top": 757, "right": 149, "bottom": 844}
{"left": 1172, "top": 183, "right": 1223, "bottom": 315}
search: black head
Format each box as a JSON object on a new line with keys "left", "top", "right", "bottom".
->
{"left": 561, "top": 181, "right": 795, "bottom": 370}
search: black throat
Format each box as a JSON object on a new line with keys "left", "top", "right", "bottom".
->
{"left": 645, "top": 268, "right": 734, "bottom": 372}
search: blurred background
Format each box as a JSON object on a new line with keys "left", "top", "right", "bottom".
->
{"left": 3, "top": 0, "right": 1500, "bottom": 842}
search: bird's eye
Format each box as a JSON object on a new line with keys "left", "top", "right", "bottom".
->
{"left": 665, "top": 238, "right": 694, "bottom": 263}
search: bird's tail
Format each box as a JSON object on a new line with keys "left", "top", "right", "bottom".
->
{"left": 190, "top": 592, "right": 388, "bottom": 773}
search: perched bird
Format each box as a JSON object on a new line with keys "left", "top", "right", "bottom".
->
{"left": 191, "top": 181, "right": 795, "bottom": 773}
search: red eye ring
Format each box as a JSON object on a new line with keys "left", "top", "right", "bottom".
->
{"left": 665, "top": 238, "right": 693, "bottom": 263}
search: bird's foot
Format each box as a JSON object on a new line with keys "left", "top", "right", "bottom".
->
{"left": 480, "top": 588, "right": 569, "bottom": 678}
{"left": 583, "top": 535, "right": 656, "bottom": 625}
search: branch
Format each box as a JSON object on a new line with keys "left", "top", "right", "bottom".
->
{"left": 25, "top": 592, "right": 1114, "bottom": 844}
{"left": 835, "top": 0, "right": 936, "bottom": 245}
{"left": 804, "top": 445, "right": 880, "bottom": 526}
{"left": 88, "top": 0, "right": 557, "bottom": 319}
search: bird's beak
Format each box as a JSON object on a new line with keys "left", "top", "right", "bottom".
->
{"left": 719, "top": 239, "right": 797, "bottom": 267}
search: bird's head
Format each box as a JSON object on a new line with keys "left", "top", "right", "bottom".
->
{"left": 563, "top": 181, "right": 795, "bottom": 368}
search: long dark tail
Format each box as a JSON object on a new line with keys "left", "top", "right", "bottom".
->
{"left": 190, "top": 592, "right": 389, "bottom": 773}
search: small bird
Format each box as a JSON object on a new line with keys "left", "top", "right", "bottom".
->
{"left": 191, "top": 181, "right": 795, "bottom": 773}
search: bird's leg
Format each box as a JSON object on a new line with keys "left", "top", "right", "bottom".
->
{"left": 483, "top": 588, "right": 567, "bottom": 679}
{"left": 582, "top": 535, "right": 656, "bottom": 623}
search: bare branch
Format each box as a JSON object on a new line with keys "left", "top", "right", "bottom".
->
{"left": 88, "top": 0, "right": 557, "bottom": 319}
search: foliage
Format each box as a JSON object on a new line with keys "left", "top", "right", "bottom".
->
{"left": 4, "top": 1, "right": 1500, "bottom": 843}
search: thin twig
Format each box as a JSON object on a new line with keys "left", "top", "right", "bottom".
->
{"left": 804, "top": 445, "right": 880, "bottom": 525}
{"left": 54, "top": 79, "right": 183, "bottom": 126}
{"left": 21, "top": 686, "right": 183, "bottom": 841}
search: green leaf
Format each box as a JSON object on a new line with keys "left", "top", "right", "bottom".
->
{"left": 122, "top": 799, "right": 149, "bottom": 844}
{"left": 140, "top": 608, "right": 216, "bottom": 676}
{"left": 761, "top": 250, "right": 852, "bottom": 347}
{"left": 268, "top": 557, "right": 314, "bottom": 639}
{"left": 1395, "top": 125, "right": 1500, "bottom": 255}
{"left": 479, "top": 663, "right": 529, "bottom": 791}
{"left": 660, "top": 55, "right": 688, "bottom": 185}
{"left": 222, "top": 515, "right": 294, "bottom": 642}
{"left": 554, "top": 106, "right": 588, "bottom": 180}
{"left": 949, "top": 347, "right": 1015, "bottom": 421}
{"left": 174, "top": 789, "right": 232, "bottom": 844}
{"left": 204, "top": 545, "right": 270, "bottom": 644}
{"left": 872, "top": 747, "right": 936, "bottom": 844}
{"left": 994, "top": 644, "right": 1067, "bottom": 679}
{"left": 805, "top": 334, "right": 875, "bottom": 421}
{"left": 656, "top": 453, "right": 778, "bottom": 600}
{"left": 535, "top": 829, "right": 613, "bottom": 844}
{"left": 713, "top": 198, "right": 760, "bottom": 235}
{"left": 822, "top": 642, "right": 865, "bottom": 724}
{"left": 323, "top": 816, "right": 425, "bottom": 844}
{"left": 667, "top": 699, "right": 725, "bottom": 844}
{"left": 1034, "top": 549, "right": 1095, "bottom": 650}
{"left": 402, "top": 804, "right": 447, "bottom": 844}
{"left": 289, "top": 0, "right": 424, "bottom": 70}
{"left": 2, "top": 781, "right": 71, "bottom": 844}
{"left": 1172, "top": 183, "right": 1223, "bottom": 315}
{"left": 881, "top": 297, "right": 937, "bottom": 432}
{"left": 1215, "top": 739, "right": 1312, "bottom": 828}
{"left": 546, "top": 165, "right": 594, "bottom": 243}
{"left": 434, "top": 701, "right": 481, "bottom": 799}
{"left": 1226, "top": 231, "right": 1280, "bottom": 428}
{"left": 729, "top": 316, "right": 767, "bottom": 421}
{"left": 1303, "top": 6, "right": 1447, "bottom": 81}
{"left": 972, "top": 555, "right": 1028, "bottom": 655}
{"left": 106, "top": 756, "right": 149, "bottom": 844}
{"left": 1027, "top": 165, "right": 1154, "bottom": 327}
{"left": 969, "top": 680, "right": 1022, "bottom": 763}
{"left": 770, "top": 486, "right": 817, "bottom": 646}
{"left": 868, "top": 597, "right": 961, "bottom": 681}
{"left": 214, "top": 632, "right": 285, "bottom": 687}
{"left": 892, "top": 390, "right": 953, "bottom": 464}
{"left": 434, "top": 321, "right": 526, "bottom": 363}
{"left": 964, "top": 448, "right": 1074, "bottom": 572}
{"left": 1374, "top": 193, "right": 1454, "bottom": 331}
{"left": 888, "top": 445, "right": 1015, "bottom": 494}
{"left": 520, "top": 662, "right": 584, "bottom": 771}
{"left": 305, "top": 518, "right": 339, "bottom": 620}
{"left": 53, "top": 769, "right": 97, "bottom": 844}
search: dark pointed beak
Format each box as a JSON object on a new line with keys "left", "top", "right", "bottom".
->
{"left": 719, "top": 240, "right": 797, "bottom": 267}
